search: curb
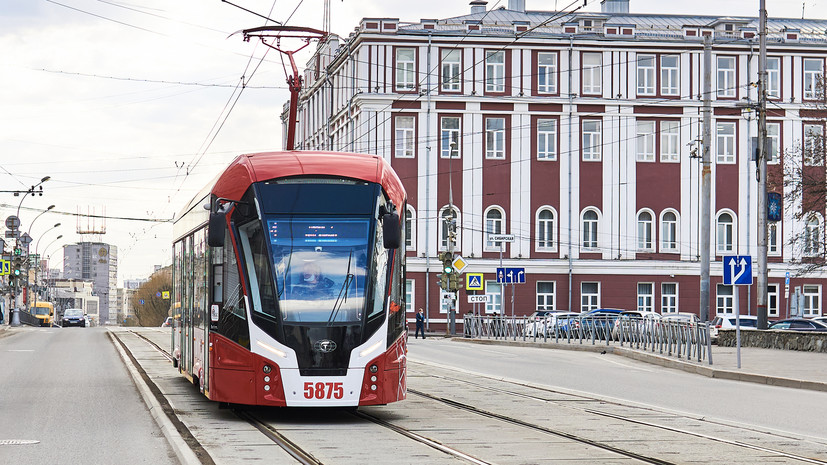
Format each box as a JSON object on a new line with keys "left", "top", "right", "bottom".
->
{"left": 452, "top": 337, "right": 827, "bottom": 393}
{"left": 107, "top": 329, "right": 202, "bottom": 465}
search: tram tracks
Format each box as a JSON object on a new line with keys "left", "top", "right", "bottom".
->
{"left": 123, "top": 329, "right": 827, "bottom": 465}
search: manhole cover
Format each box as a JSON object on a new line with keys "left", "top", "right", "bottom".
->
{"left": 0, "top": 440, "right": 39, "bottom": 445}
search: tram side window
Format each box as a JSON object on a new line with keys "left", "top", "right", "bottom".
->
{"left": 218, "top": 225, "right": 250, "bottom": 349}
{"left": 238, "top": 220, "right": 278, "bottom": 319}
{"left": 387, "top": 204, "right": 407, "bottom": 341}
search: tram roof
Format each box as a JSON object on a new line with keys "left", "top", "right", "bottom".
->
{"left": 212, "top": 151, "right": 406, "bottom": 208}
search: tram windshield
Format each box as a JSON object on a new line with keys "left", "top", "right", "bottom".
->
{"left": 267, "top": 217, "right": 370, "bottom": 324}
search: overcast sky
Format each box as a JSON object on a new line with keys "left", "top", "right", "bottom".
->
{"left": 1, "top": 0, "right": 825, "bottom": 285}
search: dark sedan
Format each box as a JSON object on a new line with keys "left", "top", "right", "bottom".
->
{"left": 62, "top": 308, "right": 86, "bottom": 328}
{"left": 768, "top": 318, "right": 827, "bottom": 331}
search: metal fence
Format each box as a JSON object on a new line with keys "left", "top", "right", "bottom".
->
{"left": 463, "top": 314, "right": 713, "bottom": 364}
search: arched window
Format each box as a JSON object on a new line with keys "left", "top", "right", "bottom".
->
{"left": 805, "top": 213, "right": 822, "bottom": 256}
{"left": 660, "top": 210, "right": 679, "bottom": 252}
{"left": 716, "top": 211, "right": 735, "bottom": 254}
{"left": 582, "top": 209, "right": 599, "bottom": 250}
{"left": 405, "top": 206, "right": 416, "bottom": 251}
{"left": 439, "top": 207, "right": 460, "bottom": 251}
{"left": 536, "top": 207, "right": 557, "bottom": 252}
{"left": 484, "top": 207, "right": 505, "bottom": 251}
{"left": 637, "top": 210, "right": 654, "bottom": 251}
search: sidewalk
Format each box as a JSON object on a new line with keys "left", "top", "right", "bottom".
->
{"left": 455, "top": 336, "right": 827, "bottom": 393}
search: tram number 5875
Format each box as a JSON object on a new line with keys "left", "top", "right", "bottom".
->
{"left": 303, "top": 382, "right": 344, "bottom": 400}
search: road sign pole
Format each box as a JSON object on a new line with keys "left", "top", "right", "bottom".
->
{"left": 735, "top": 288, "right": 741, "bottom": 369}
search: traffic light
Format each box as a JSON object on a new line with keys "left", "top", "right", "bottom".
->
{"left": 448, "top": 271, "right": 458, "bottom": 291}
{"left": 439, "top": 252, "right": 454, "bottom": 291}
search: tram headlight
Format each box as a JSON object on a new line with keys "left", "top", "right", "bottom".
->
{"left": 263, "top": 365, "right": 272, "bottom": 374}
{"left": 264, "top": 376, "right": 271, "bottom": 383}
{"left": 370, "top": 375, "right": 377, "bottom": 382}
{"left": 369, "top": 364, "right": 378, "bottom": 373}
{"left": 370, "top": 385, "right": 377, "bottom": 391}
{"left": 264, "top": 385, "right": 271, "bottom": 392}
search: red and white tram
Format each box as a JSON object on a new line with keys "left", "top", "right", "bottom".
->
{"left": 171, "top": 151, "right": 407, "bottom": 407}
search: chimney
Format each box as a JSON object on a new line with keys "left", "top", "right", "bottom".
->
{"left": 508, "top": 0, "right": 526, "bottom": 12}
{"left": 470, "top": 0, "right": 487, "bottom": 14}
{"left": 601, "top": 0, "right": 629, "bottom": 14}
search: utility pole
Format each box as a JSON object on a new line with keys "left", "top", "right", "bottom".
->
{"left": 700, "top": 35, "right": 712, "bottom": 322}
{"left": 756, "top": 0, "right": 769, "bottom": 329}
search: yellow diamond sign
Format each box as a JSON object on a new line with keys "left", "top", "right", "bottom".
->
{"left": 451, "top": 255, "right": 468, "bottom": 274}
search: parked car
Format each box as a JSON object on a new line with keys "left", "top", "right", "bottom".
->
{"left": 61, "top": 308, "right": 86, "bottom": 328}
{"left": 811, "top": 316, "right": 827, "bottom": 326}
{"left": 578, "top": 309, "right": 625, "bottom": 339}
{"left": 161, "top": 317, "right": 173, "bottom": 328}
{"left": 709, "top": 315, "right": 759, "bottom": 341}
{"left": 661, "top": 312, "right": 700, "bottom": 324}
{"left": 524, "top": 311, "right": 579, "bottom": 337}
{"left": 612, "top": 310, "right": 662, "bottom": 341}
{"left": 768, "top": 318, "right": 827, "bottom": 331}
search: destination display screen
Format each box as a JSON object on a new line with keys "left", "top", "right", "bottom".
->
{"left": 267, "top": 219, "right": 369, "bottom": 248}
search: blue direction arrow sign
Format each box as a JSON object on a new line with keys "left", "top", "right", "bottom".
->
{"left": 496, "top": 267, "right": 526, "bottom": 284}
{"left": 723, "top": 255, "right": 752, "bottom": 285}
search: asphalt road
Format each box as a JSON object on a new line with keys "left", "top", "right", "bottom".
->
{"left": 0, "top": 327, "right": 177, "bottom": 464}
{"left": 408, "top": 337, "right": 827, "bottom": 440}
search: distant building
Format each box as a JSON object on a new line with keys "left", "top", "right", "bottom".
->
{"left": 52, "top": 279, "right": 100, "bottom": 323}
{"left": 63, "top": 242, "right": 118, "bottom": 325}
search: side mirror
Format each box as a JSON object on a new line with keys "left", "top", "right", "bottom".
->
{"left": 208, "top": 210, "right": 226, "bottom": 247}
{"left": 382, "top": 212, "right": 401, "bottom": 249}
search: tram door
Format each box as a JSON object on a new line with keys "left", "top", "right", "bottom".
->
{"left": 182, "top": 236, "right": 193, "bottom": 375}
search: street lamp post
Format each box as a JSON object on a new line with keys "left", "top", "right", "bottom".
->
{"left": 10, "top": 176, "right": 50, "bottom": 327}
{"left": 32, "top": 225, "right": 61, "bottom": 310}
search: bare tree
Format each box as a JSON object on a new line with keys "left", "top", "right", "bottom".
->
{"left": 132, "top": 266, "right": 171, "bottom": 326}
{"left": 782, "top": 75, "right": 827, "bottom": 274}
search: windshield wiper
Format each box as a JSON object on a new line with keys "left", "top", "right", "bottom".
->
{"left": 328, "top": 249, "right": 354, "bottom": 325}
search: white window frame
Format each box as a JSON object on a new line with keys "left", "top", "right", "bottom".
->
{"left": 485, "top": 50, "right": 505, "bottom": 93}
{"left": 717, "top": 56, "right": 736, "bottom": 98}
{"left": 485, "top": 117, "right": 506, "bottom": 159}
{"left": 768, "top": 221, "right": 781, "bottom": 256}
{"left": 394, "top": 115, "right": 416, "bottom": 158}
{"left": 636, "top": 120, "right": 656, "bottom": 162}
{"left": 582, "top": 119, "right": 602, "bottom": 161}
{"left": 581, "top": 282, "right": 600, "bottom": 312}
{"left": 767, "top": 283, "right": 779, "bottom": 318}
{"left": 716, "top": 211, "right": 736, "bottom": 254}
{"left": 537, "top": 118, "right": 558, "bottom": 160}
{"left": 804, "top": 123, "right": 824, "bottom": 167}
{"left": 536, "top": 207, "right": 557, "bottom": 252}
{"left": 660, "top": 120, "right": 680, "bottom": 162}
{"left": 637, "top": 282, "right": 654, "bottom": 312}
{"left": 716, "top": 284, "right": 734, "bottom": 316}
{"left": 440, "top": 116, "right": 461, "bottom": 159}
{"left": 405, "top": 279, "right": 414, "bottom": 314}
{"left": 582, "top": 208, "right": 600, "bottom": 250}
{"left": 766, "top": 57, "right": 780, "bottom": 99}
{"left": 537, "top": 52, "right": 557, "bottom": 94}
{"left": 803, "top": 58, "right": 822, "bottom": 101}
{"left": 661, "top": 282, "right": 678, "bottom": 313}
{"left": 804, "top": 213, "right": 822, "bottom": 257}
{"left": 484, "top": 207, "right": 505, "bottom": 251}
{"left": 716, "top": 121, "right": 736, "bottom": 164}
{"left": 485, "top": 281, "right": 502, "bottom": 314}
{"left": 660, "top": 55, "right": 680, "bottom": 96}
{"left": 637, "top": 209, "right": 654, "bottom": 252}
{"left": 582, "top": 52, "right": 602, "bottom": 95}
{"left": 440, "top": 49, "right": 461, "bottom": 92}
{"left": 637, "top": 54, "right": 656, "bottom": 96}
{"left": 660, "top": 210, "right": 679, "bottom": 253}
{"left": 536, "top": 281, "right": 556, "bottom": 311}
{"left": 767, "top": 122, "right": 780, "bottom": 164}
{"left": 395, "top": 48, "right": 416, "bottom": 91}
{"left": 405, "top": 206, "right": 416, "bottom": 251}
{"left": 803, "top": 284, "right": 822, "bottom": 317}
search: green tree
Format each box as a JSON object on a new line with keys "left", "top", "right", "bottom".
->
{"left": 132, "top": 266, "right": 171, "bottom": 326}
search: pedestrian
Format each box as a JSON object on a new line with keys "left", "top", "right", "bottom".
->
{"left": 415, "top": 308, "right": 426, "bottom": 339}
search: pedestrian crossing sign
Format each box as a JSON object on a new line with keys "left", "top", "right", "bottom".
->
{"left": 466, "top": 273, "right": 484, "bottom": 291}
{"left": 0, "top": 259, "right": 9, "bottom": 276}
